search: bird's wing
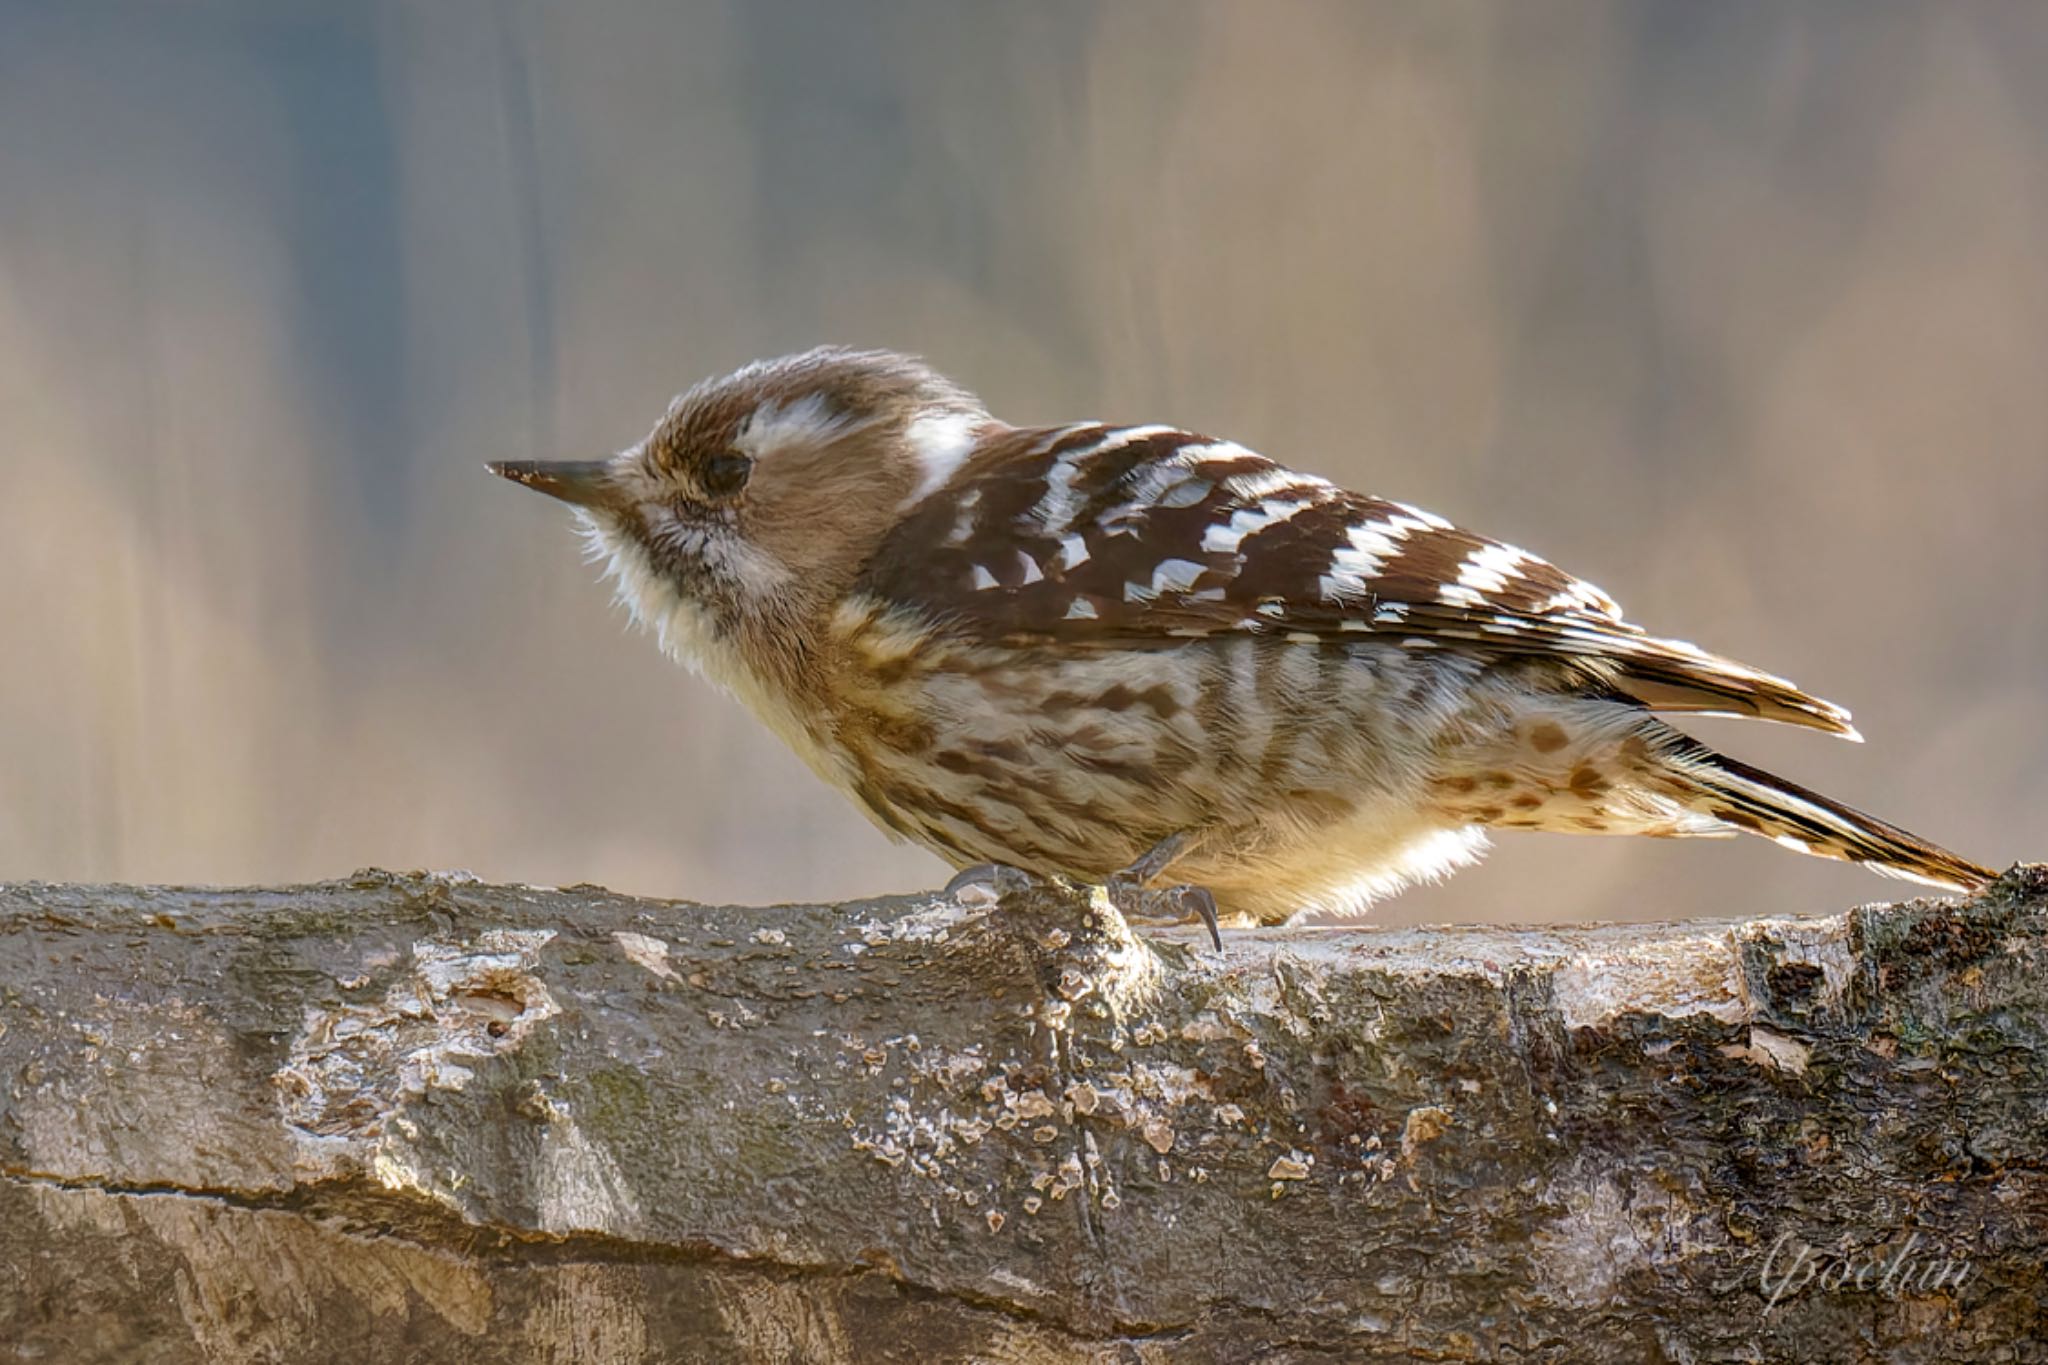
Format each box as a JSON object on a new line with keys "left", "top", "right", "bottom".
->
{"left": 857, "top": 423, "right": 1858, "bottom": 738}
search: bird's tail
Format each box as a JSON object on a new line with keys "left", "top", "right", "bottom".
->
{"left": 1672, "top": 742, "right": 1993, "bottom": 892}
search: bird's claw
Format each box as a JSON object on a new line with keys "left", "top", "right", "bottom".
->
{"left": 1103, "top": 875, "right": 1224, "bottom": 951}
{"left": 1163, "top": 883, "right": 1224, "bottom": 951}
{"left": 945, "top": 862, "right": 1039, "bottom": 904}
{"left": 946, "top": 847, "right": 1224, "bottom": 950}
{"left": 1101, "top": 832, "right": 1224, "bottom": 950}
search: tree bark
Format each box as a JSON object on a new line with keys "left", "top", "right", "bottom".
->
{"left": 0, "top": 866, "right": 2043, "bottom": 1363}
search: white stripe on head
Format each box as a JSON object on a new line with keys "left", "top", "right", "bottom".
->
{"left": 735, "top": 394, "right": 864, "bottom": 461}
{"left": 900, "top": 409, "right": 986, "bottom": 508}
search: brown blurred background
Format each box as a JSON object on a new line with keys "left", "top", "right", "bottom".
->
{"left": 2, "top": 1, "right": 2041, "bottom": 925}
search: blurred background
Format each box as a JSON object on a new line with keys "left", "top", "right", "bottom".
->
{"left": 2, "top": 1, "right": 2042, "bottom": 925}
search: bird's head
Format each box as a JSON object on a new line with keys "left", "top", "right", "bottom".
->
{"left": 491, "top": 347, "right": 992, "bottom": 663}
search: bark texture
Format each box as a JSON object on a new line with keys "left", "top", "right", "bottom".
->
{"left": 0, "top": 867, "right": 2043, "bottom": 1363}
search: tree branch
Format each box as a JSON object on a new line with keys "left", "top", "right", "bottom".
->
{"left": 1, "top": 867, "right": 2042, "bottom": 1362}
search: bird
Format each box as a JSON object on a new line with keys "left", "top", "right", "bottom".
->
{"left": 489, "top": 346, "right": 1992, "bottom": 937}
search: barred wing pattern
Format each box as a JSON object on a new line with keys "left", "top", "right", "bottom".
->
{"left": 859, "top": 423, "right": 1858, "bottom": 739}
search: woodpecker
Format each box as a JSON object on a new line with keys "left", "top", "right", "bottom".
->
{"left": 489, "top": 346, "right": 1991, "bottom": 934}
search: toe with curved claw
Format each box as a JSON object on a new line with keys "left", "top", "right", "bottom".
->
{"left": 1103, "top": 833, "right": 1225, "bottom": 951}
{"left": 1100, "top": 879, "right": 1224, "bottom": 951}
{"left": 944, "top": 862, "right": 1040, "bottom": 904}
{"left": 1159, "top": 883, "right": 1223, "bottom": 951}
{"left": 944, "top": 846, "right": 1224, "bottom": 950}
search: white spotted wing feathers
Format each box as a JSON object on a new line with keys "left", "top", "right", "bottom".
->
{"left": 859, "top": 423, "right": 1860, "bottom": 739}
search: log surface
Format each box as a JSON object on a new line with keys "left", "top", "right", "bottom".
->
{"left": 0, "top": 867, "right": 2043, "bottom": 1363}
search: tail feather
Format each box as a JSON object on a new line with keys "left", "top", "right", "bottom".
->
{"left": 1615, "top": 662, "right": 1861, "bottom": 740}
{"left": 1674, "top": 744, "right": 1993, "bottom": 892}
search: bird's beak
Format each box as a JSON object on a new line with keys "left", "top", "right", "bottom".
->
{"left": 485, "top": 459, "right": 618, "bottom": 510}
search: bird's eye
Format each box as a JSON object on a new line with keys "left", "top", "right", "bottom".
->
{"left": 699, "top": 452, "right": 753, "bottom": 498}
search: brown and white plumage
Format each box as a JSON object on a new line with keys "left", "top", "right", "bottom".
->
{"left": 491, "top": 347, "right": 1992, "bottom": 925}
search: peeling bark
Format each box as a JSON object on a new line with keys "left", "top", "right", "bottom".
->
{"left": 0, "top": 867, "right": 2043, "bottom": 1363}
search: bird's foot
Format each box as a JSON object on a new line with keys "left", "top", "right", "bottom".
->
{"left": 944, "top": 862, "right": 1040, "bottom": 907}
{"left": 945, "top": 841, "right": 1224, "bottom": 950}
{"left": 1104, "top": 833, "right": 1224, "bottom": 950}
{"left": 1105, "top": 881, "right": 1224, "bottom": 951}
